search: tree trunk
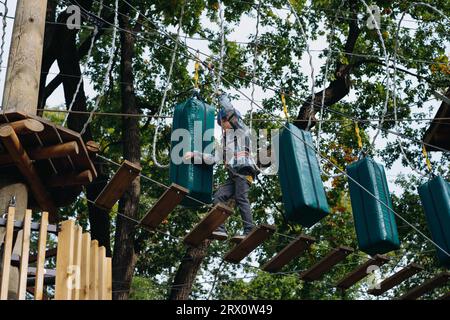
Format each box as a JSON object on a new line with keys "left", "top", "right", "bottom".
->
{"left": 111, "top": 4, "right": 141, "bottom": 300}
{"left": 39, "top": 1, "right": 112, "bottom": 255}
{"left": 169, "top": 240, "right": 211, "bottom": 300}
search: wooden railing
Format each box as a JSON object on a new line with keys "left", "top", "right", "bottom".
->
{"left": 0, "top": 207, "right": 111, "bottom": 300}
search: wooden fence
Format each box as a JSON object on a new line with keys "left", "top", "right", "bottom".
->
{"left": 0, "top": 207, "right": 112, "bottom": 300}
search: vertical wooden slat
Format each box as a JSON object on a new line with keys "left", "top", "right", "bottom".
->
{"left": 17, "top": 209, "right": 32, "bottom": 300}
{"left": 106, "top": 257, "right": 112, "bottom": 300}
{"left": 80, "top": 233, "right": 91, "bottom": 300}
{"left": 71, "top": 225, "right": 82, "bottom": 300}
{"left": 98, "top": 246, "right": 107, "bottom": 300}
{"left": 89, "top": 240, "right": 99, "bottom": 300}
{"left": 0, "top": 207, "right": 15, "bottom": 300}
{"left": 34, "top": 212, "right": 48, "bottom": 300}
{"left": 55, "top": 220, "right": 75, "bottom": 300}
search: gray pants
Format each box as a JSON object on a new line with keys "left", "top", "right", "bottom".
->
{"left": 214, "top": 174, "right": 254, "bottom": 235}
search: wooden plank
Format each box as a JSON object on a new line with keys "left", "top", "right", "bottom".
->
{"left": 17, "top": 209, "right": 32, "bottom": 300}
{"left": 299, "top": 246, "right": 354, "bottom": 282}
{"left": 262, "top": 235, "right": 316, "bottom": 273}
{"left": 140, "top": 184, "right": 189, "bottom": 229}
{"left": 95, "top": 160, "right": 142, "bottom": 210}
{"left": 0, "top": 218, "right": 59, "bottom": 234}
{"left": 29, "top": 247, "right": 57, "bottom": 264}
{"left": 224, "top": 225, "right": 276, "bottom": 264}
{"left": 0, "top": 207, "right": 15, "bottom": 300}
{"left": 399, "top": 272, "right": 449, "bottom": 300}
{"left": 55, "top": 220, "right": 75, "bottom": 300}
{"left": 106, "top": 257, "right": 112, "bottom": 300}
{"left": 71, "top": 225, "right": 82, "bottom": 300}
{"left": 368, "top": 263, "right": 424, "bottom": 296}
{"left": 80, "top": 233, "right": 91, "bottom": 300}
{"left": 183, "top": 204, "right": 233, "bottom": 247}
{"left": 0, "top": 126, "right": 57, "bottom": 219}
{"left": 98, "top": 246, "right": 107, "bottom": 300}
{"left": 89, "top": 240, "right": 99, "bottom": 300}
{"left": 336, "top": 254, "right": 390, "bottom": 290}
{"left": 34, "top": 212, "right": 48, "bottom": 300}
{"left": 28, "top": 141, "right": 79, "bottom": 160}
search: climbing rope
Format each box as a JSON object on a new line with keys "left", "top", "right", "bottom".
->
{"left": 151, "top": 0, "right": 186, "bottom": 169}
{"left": 63, "top": 0, "right": 104, "bottom": 127}
{"left": 249, "top": 1, "right": 261, "bottom": 132}
{"left": 79, "top": 0, "right": 119, "bottom": 135}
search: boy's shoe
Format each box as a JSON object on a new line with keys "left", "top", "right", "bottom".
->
{"left": 210, "top": 231, "right": 228, "bottom": 241}
{"left": 230, "top": 234, "right": 247, "bottom": 244}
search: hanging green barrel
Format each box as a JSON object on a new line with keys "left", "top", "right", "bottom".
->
{"left": 346, "top": 157, "right": 400, "bottom": 255}
{"left": 277, "top": 123, "right": 330, "bottom": 227}
{"left": 169, "top": 96, "right": 215, "bottom": 207}
{"left": 418, "top": 176, "right": 450, "bottom": 268}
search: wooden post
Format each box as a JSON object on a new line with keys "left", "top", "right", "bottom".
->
{"left": 106, "top": 258, "right": 112, "bottom": 300}
{"left": 0, "top": 0, "right": 49, "bottom": 299}
{"left": 89, "top": 240, "right": 99, "bottom": 300}
{"left": 17, "top": 209, "right": 32, "bottom": 300}
{"left": 34, "top": 212, "right": 48, "bottom": 300}
{"left": 55, "top": 220, "right": 75, "bottom": 300}
{"left": 98, "top": 246, "right": 107, "bottom": 300}
{"left": 71, "top": 225, "right": 82, "bottom": 300}
{"left": 0, "top": 207, "right": 15, "bottom": 300}
{"left": 80, "top": 233, "right": 91, "bottom": 300}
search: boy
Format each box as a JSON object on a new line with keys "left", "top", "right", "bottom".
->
{"left": 184, "top": 92, "right": 258, "bottom": 241}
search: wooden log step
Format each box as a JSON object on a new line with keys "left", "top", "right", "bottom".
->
{"left": 262, "top": 234, "right": 316, "bottom": 273}
{"left": 299, "top": 246, "right": 354, "bottom": 282}
{"left": 398, "top": 272, "right": 449, "bottom": 300}
{"left": 0, "top": 125, "right": 57, "bottom": 218}
{"left": 183, "top": 204, "right": 233, "bottom": 247}
{"left": 140, "top": 184, "right": 189, "bottom": 229}
{"left": 367, "top": 263, "right": 424, "bottom": 296}
{"left": 224, "top": 224, "right": 276, "bottom": 264}
{"left": 0, "top": 218, "right": 58, "bottom": 234}
{"left": 336, "top": 254, "right": 390, "bottom": 290}
{"left": 95, "top": 160, "right": 142, "bottom": 210}
{"left": 47, "top": 170, "right": 93, "bottom": 188}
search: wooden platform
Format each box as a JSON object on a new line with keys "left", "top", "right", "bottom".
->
{"left": 299, "top": 246, "right": 354, "bottom": 282}
{"left": 262, "top": 235, "right": 316, "bottom": 273}
{"left": 398, "top": 272, "right": 449, "bottom": 300}
{"left": 140, "top": 184, "right": 188, "bottom": 230}
{"left": 336, "top": 255, "right": 390, "bottom": 290}
{"left": 367, "top": 263, "right": 423, "bottom": 296}
{"left": 224, "top": 225, "right": 276, "bottom": 264}
{"left": 184, "top": 204, "right": 233, "bottom": 247}
{"left": 0, "top": 112, "right": 97, "bottom": 216}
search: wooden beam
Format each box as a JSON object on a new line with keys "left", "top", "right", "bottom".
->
{"left": 336, "top": 255, "right": 390, "bottom": 290}
{"left": 94, "top": 160, "right": 142, "bottom": 210}
{"left": 0, "top": 119, "right": 44, "bottom": 135}
{"left": 34, "top": 212, "right": 48, "bottom": 300}
{"left": 299, "top": 246, "right": 354, "bottom": 282}
{"left": 183, "top": 204, "right": 233, "bottom": 247}
{"left": 0, "top": 207, "right": 15, "bottom": 300}
{"left": 0, "top": 125, "right": 57, "bottom": 219}
{"left": 262, "top": 235, "right": 316, "bottom": 273}
{"left": 398, "top": 272, "right": 449, "bottom": 300}
{"left": 140, "top": 184, "right": 188, "bottom": 229}
{"left": 29, "top": 141, "right": 79, "bottom": 160}
{"left": 17, "top": 209, "right": 32, "bottom": 300}
{"left": 47, "top": 170, "right": 93, "bottom": 188}
{"left": 224, "top": 225, "right": 276, "bottom": 264}
{"left": 368, "top": 263, "right": 424, "bottom": 296}
{"left": 0, "top": 218, "right": 58, "bottom": 234}
{"left": 29, "top": 247, "right": 57, "bottom": 264}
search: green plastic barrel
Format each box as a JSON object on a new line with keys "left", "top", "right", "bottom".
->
{"left": 169, "top": 97, "right": 215, "bottom": 207}
{"left": 277, "top": 123, "right": 330, "bottom": 227}
{"left": 347, "top": 157, "right": 400, "bottom": 255}
{"left": 419, "top": 176, "right": 450, "bottom": 268}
